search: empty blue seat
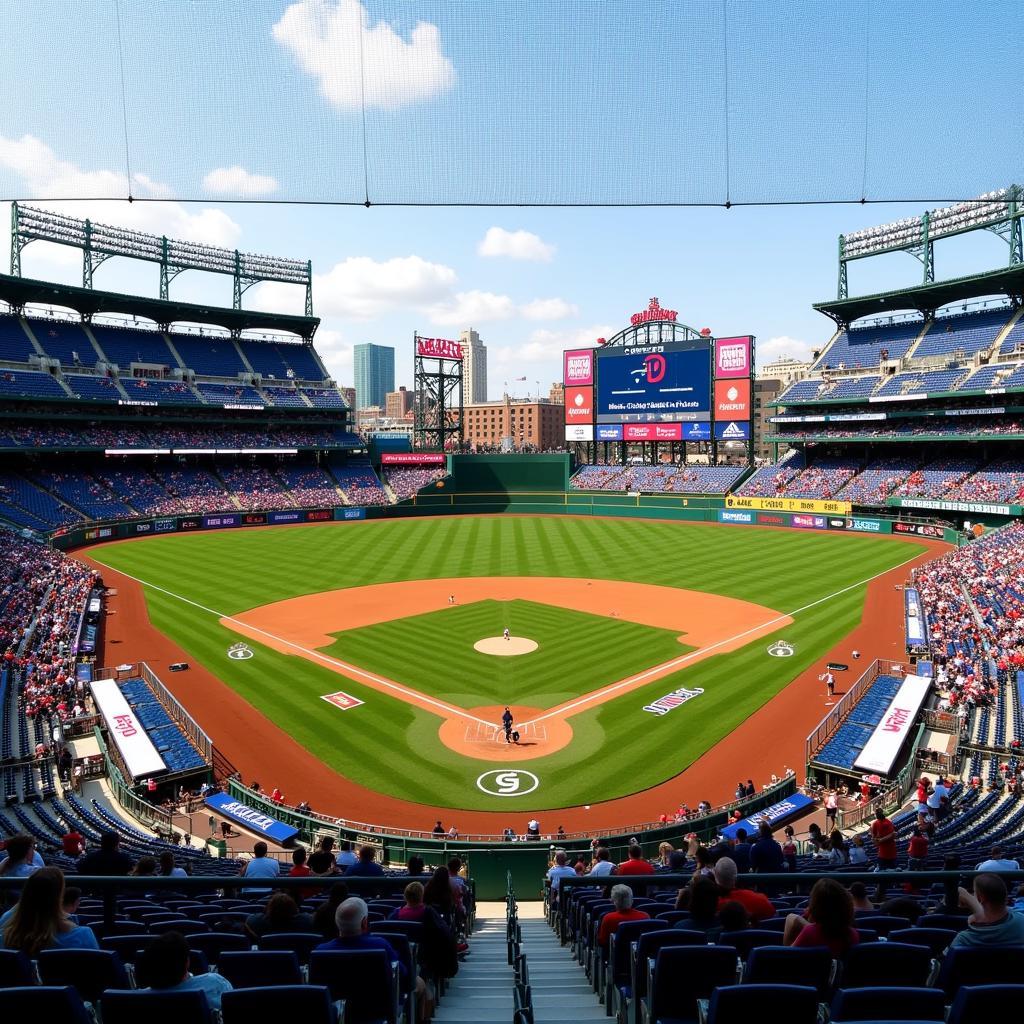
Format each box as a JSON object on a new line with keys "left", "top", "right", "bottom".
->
{"left": 948, "top": 983, "right": 1024, "bottom": 1024}
{"left": 221, "top": 985, "right": 339, "bottom": 1024}
{"left": 257, "top": 931, "right": 323, "bottom": 965}
{"left": 100, "top": 988, "right": 215, "bottom": 1024}
{"left": 218, "top": 950, "right": 303, "bottom": 989}
{"left": 309, "top": 948, "right": 399, "bottom": 1024}
{"left": 936, "top": 946, "right": 1024, "bottom": 997}
{"left": 0, "top": 948, "right": 37, "bottom": 986}
{"left": 830, "top": 986, "right": 945, "bottom": 1022}
{"left": 0, "top": 986, "right": 94, "bottom": 1024}
{"left": 647, "top": 945, "right": 738, "bottom": 1024}
{"left": 37, "top": 948, "right": 131, "bottom": 1004}
{"left": 744, "top": 945, "right": 833, "bottom": 1000}
{"left": 709, "top": 984, "right": 817, "bottom": 1024}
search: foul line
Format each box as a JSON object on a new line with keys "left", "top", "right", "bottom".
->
{"left": 99, "top": 544, "right": 924, "bottom": 734}
{"left": 99, "top": 566, "right": 495, "bottom": 729}
{"left": 518, "top": 547, "right": 926, "bottom": 727}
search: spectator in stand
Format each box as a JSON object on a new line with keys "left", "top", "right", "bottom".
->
{"left": 848, "top": 834, "right": 869, "bottom": 865}
{"left": 0, "top": 836, "right": 40, "bottom": 879}
{"left": 0, "top": 867, "right": 99, "bottom": 953}
{"left": 597, "top": 884, "right": 649, "bottom": 949}
{"left": 335, "top": 839, "right": 358, "bottom": 871}
{"left": 870, "top": 807, "right": 898, "bottom": 870}
{"left": 781, "top": 826, "right": 798, "bottom": 871}
{"left": 713, "top": 857, "right": 774, "bottom": 922}
{"left": 244, "top": 892, "right": 316, "bottom": 940}
{"left": 750, "top": 821, "right": 784, "bottom": 874}
{"left": 424, "top": 866, "right": 455, "bottom": 920}
{"left": 731, "top": 828, "right": 752, "bottom": 874}
{"left": 239, "top": 841, "right": 280, "bottom": 895}
{"left": 390, "top": 881, "right": 459, "bottom": 980}
{"left": 308, "top": 836, "right": 339, "bottom": 876}
{"left": 61, "top": 828, "right": 85, "bottom": 858}
{"left": 158, "top": 851, "right": 187, "bottom": 880}
{"left": 78, "top": 831, "right": 132, "bottom": 876}
{"left": 312, "top": 882, "right": 350, "bottom": 939}
{"left": 848, "top": 882, "right": 874, "bottom": 913}
{"left": 547, "top": 850, "right": 576, "bottom": 902}
{"left": 976, "top": 845, "right": 1021, "bottom": 872}
{"left": 951, "top": 874, "right": 1024, "bottom": 947}
{"left": 288, "top": 847, "right": 317, "bottom": 902}
{"left": 616, "top": 843, "right": 655, "bottom": 875}
{"left": 139, "top": 930, "right": 233, "bottom": 1011}
{"left": 587, "top": 847, "right": 616, "bottom": 877}
{"left": 907, "top": 826, "right": 929, "bottom": 870}
{"left": 672, "top": 876, "right": 716, "bottom": 932}
{"left": 784, "top": 878, "right": 860, "bottom": 954}
{"left": 345, "top": 845, "right": 385, "bottom": 877}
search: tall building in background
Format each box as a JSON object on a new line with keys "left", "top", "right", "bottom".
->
{"left": 459, "top": 328, "right": 488, "bottom": 403}
{"left": 385, "top": 386, "right": 415, "bottom": 419}
{"left": 353, "top": 343, "right": 395, "bottom": 410}
{"left": 339, "top": 386, "right": 356, "bottom": 409}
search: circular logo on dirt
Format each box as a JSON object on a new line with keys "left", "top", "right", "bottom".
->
{"left": 476, "top": 769, "right": 540, "bottom": 797}
{"left": 767, "top": 640, "right": 795, "bottom": 658}
{"left": 227, "top": 643, "right": 254, "bottom": 661}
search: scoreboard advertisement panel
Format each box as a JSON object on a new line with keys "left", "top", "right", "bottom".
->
{"left": 596, "top": 344, "right": 711, "bottom": 423}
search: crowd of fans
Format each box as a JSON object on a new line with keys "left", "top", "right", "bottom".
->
{"left": 383, "top": 466, "right": 447, "bottom": 500}
{"left": 0, "top": 420, "right": 355, "bottom": 450}
{"left": 570, "top": 463, "right": 744, "bottom": 494}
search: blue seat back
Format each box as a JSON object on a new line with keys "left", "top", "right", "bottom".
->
{"left": 257, "top": 932, "right": 322, "bottom": 965}
{"left": 0, "top": 985, "right": 93, "bottom": 1024}
{"left": 830, "top": 986, "right": 945, "bottom": 1022}
{"left": 37, "top": 948, "right": 131, "bottom": 1004}
{"left": 217, "top": 950, "right": 303, "bottom": 989}
{"left": 745, "top": 946, "right": 834, "bottom": 1000}
{"left": 841, "top": 942, "right": 932, "bottom": 988}
{"left": 948, "top": 983, "right": 1024, "bottom": 1024}
{"left": 650, "top": 946, "right": 738, "bottom": 1021}
{"left": 309, "top": 949, "right": 396, "bottom": 1024}
{"left": 221, "top": 985, "right": 337, "bottom": 1024}
{"left": 100, "top": 988, "right": 213, "bottom": 1024}
{"left": 709, "top": 984, "right": 817, "bottom": 1024}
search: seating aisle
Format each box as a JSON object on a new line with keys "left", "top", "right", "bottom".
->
{"left": 431, "top": 914, "right": 516, "bottom": 1023}
{"left": 518, "top": 908, "right": 606, "bottom": 1024}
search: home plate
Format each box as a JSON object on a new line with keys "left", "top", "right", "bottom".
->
{"left": 474, "top": 636, "right": 539, "bottom": 656}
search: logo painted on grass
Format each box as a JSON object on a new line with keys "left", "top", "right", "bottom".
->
{"left": 643, "top": 686, "right": 705, "bottom": 716}
{"left": 767, "top": 640, "right": 795, "bottom": 658}
{"left": 227, "top": 643, "right": 253, "bottom": 661}
{"left": 321, "top": 691, "right": 365, "bottom": 711}
{"left": 476, "top": 769, "right": 539, "bottom": 797}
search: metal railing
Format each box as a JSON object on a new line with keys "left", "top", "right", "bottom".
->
{"left": 224, "top": 776, "right": 799, "bottom": 850}
{"left": 93, "top": 726, "right": 174, "bottom": 833}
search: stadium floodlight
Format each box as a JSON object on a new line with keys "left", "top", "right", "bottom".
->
{"left": 10, "top": 202, "right": 314, "bottom": 315}
{"left": 836, "top": 184, "right": 1023, "bottom": 298}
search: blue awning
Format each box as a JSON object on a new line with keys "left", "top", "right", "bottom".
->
{"left": 720, "top": 792, "right": 815, "bottom": 840}
{"left": 205, "top": 792, "right": 299, "bottom": 844}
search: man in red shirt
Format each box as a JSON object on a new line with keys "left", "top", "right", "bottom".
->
{"left": 616, "top": 844, "right": 655, "bottom": 875}
{"left": 713, "top": 858, "right": 775, "bottom": 922}
{"left": 870, "top": 808, "right": 898, "bottom": 870}
{"left": 597, "top": 884, "right": 650, "bottom": 948}
{"left": 62, "top": 829, "right": 85, "bottom": 857}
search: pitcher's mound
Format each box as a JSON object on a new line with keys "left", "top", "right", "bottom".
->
{"left": 474, "top": 636, "right": 539, "bottom": 656}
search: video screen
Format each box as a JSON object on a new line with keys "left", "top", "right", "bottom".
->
{"left": 596, "top": 345, "right": 711, "bottom": 423}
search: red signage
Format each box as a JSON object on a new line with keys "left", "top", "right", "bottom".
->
{"left": 416, "top": 337, "right": 463, "bottom": 360}
{"left": 630, "top": 297, "right": 678, "bottom": 327}
{"left": 564, "top": 386, "right": 594, "bottom": 422}
{"left": 563, "top": 349, "right": 594, "bottom": 386}
{"left": 320, "top": 691, "right": 365, "bottom": 711}
{"left": 714, "top": 378, "right": 751, "bottom": 419}
{"left": 381, "top": 453, "right": 446, "bottom": 465}
{"left": 623, "top": 423, "right": 683, "bottom": 441}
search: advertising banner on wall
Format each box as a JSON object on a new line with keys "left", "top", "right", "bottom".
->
{"left": 854, "top": 674, "right": 932, "bottom": 775}
{"left": 714, "top": 421, "right": 750, "bottom": 441}
{"left": 90, "top": 678, "right": 167, "bottom": 779}
{"left": 565, "top": 424, "right": 594, "bottom": 441}
{"left": 416, "top": 337, "right": 462, "bottom": 359}
{"left": 564, "top": 386, "right": 594, "bottom": 423}
{"left": 718, "top": 508, "right": 755, "bottom": 525}
{"left": 714, "top": 379, "right": 751, "bottom": 419}
{"left": 714, "top": 336, "right": 753, "bottom": 379}
{"left": 595, "top": 424, "right": 623, "bottom": 441}
{"left": 563, "top": 348, "right": 595, "bottom": 387}
{"left": 682, "top": 422, "right": 712, "bottom": 441}
{"left": 623, "top": 423, "right": 683, "bottom": 441}
{"left": 336, "top": 507, "right": 367, "bottom": 520}
{"left": 381, "top": 453, "right": 446, "bottom": 465}
{"left": 726, "top": 496, "right": 852, "bottom": 516}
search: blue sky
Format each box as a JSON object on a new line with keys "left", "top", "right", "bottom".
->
{"left": 0, "top": 1, "right": 1020, "bottom": 396}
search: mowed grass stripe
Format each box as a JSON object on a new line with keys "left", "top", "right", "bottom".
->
{"left": 88, "top": 518, "right": 926, "bottom": 809}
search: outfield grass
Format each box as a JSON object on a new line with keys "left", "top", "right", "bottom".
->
{"left": 325, "top": 599, "right": 693, "bottom": 708}
{"left": 88, "top": 517, "right": 926, "bottom": 810}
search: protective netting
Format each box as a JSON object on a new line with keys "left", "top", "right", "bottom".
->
{"left": 0, "top": 0, "right": 1020, "bottom": 207}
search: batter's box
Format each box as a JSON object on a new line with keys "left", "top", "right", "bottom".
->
{"left": 321, "top": 691, "right": 365, "bottom": 711}
{"left": 464, "top": 721, "right": 547, "bottom": 743}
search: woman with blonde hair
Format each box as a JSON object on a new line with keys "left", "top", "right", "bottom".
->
{"left": 0, "top": 867, "right": 99, "bottom": 955}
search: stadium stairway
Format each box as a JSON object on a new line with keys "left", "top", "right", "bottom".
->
{"left": 518, "top": 910, "right": 606, "bottom": 1024}
{"left": 430, "top": 915, "right": 516, "bottom": 1023}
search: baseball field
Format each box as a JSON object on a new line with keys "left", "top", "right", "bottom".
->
{"left": 86, "top": 516, "right": 930, "bottom": 819}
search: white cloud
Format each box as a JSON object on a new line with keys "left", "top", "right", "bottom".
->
{"left": 0, "top": 133, "right": 241, "bottom": 249}
{"left": 310, "top": 327, "right": 352, "bottom": 381}
{"left": 202, "top": 165, "right": 279, "bottom": 197}
{"left": 478, "top": 227, "right": 555, "bottom": 262}
{"left": 756, "top": 335, "right": 817, "bottom": 367}
{"left": 273, "top": 0, "right": 455, "bottom": 110}
{"left": 253, "top": 253, "right": 458, "bottom": 320}
{"left": 427, "top": 289, "right": 516, "bottom": 326}
{"left": 519, "top": 297, "right": 578, "bottom": 321}
{"left": 496, "top": 323, "right": 616, "bottom": 365}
